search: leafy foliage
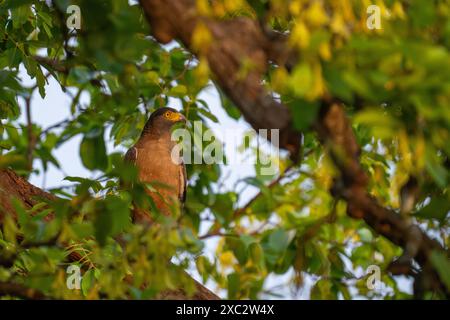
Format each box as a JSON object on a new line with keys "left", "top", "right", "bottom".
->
{"left": 0, "top": 0, "right": 449, "bottom": 299}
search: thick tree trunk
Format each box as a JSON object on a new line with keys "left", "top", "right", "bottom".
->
{"left": 0, "top": 169, "right": 219, "bottom": 300}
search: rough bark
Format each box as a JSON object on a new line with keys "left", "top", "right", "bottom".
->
{"left": 139, "top": 0, "right": 449, "bottom": 296}
{"left": 0, "top": 169, "right": 56, "bottom": 223}
{"left": 0, "top": 169, "right": 219, "bottom": 300}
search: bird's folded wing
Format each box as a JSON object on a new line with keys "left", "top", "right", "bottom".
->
{"left": 125, "top": 147, "right": 138, "bottom": 164}
{"left": 179, "top": 162, "right": 187, "bottom": 203}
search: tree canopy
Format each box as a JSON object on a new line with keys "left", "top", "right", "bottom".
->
{"left": 0, "top": 0, "right": 449, "bottom": 299}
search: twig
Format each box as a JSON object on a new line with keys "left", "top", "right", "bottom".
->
{"left": 233, "top": 164, "right": 296, "bottom": 219}
{"left": 33, "top": 55, "right": 69, "bottom": 73}
{"left": 198, "top": 231, "right": 236, "bottom": 240}
{"left": 40, "top": 119, "right": 71, "bottom": 137}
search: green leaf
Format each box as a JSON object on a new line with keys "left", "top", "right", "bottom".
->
{"left": 197, "top": 107, "right": 219, "bottom": 123}
{"left": 35, "top": 66, "right": 46, "bottom": 98}
{"left": 430, "top": 251, "right": 450, "bottom": 291}
{"left": 226, "top": 237, "right": 248, "bottom": 265}
{"left": 425, "top": 152, "right": 448, "bottom": 188}
{"left": 64, "top": 176, "right": 103, "bottom": 193}
{"left": 80, "top": 128, "right": 108, "bottom": 170}
{"left": 93, "top": 195, "right": 132, "bottom": 245}
{"left": 249, "top": 242, "right": 265, "bottom": 269}
{"left": 12, "top": 198, "right": 29, "bottom": 228}
{"left": 218, "top": 89, "right": 241, "bottom": 119}
{"left": 168, "top": 85, "right": 187, "bottom": 98}
{"left": 358, "top": 228, "right": 373, "bottom": 243}
{"left": 247, "top": 0, "right": 269, "bottom": 19}
{"left": 211, "top": 193, "right": 235, "bottom": 224}
{"left": 81, "top": 269, "right": 95, "bottom": 296}
{"left": 288, "top": 99, "right": 320, "bottom": 130}
{"left": 227, "top": 273, "right": 240, "bottom": 299}
{"left": 311, "top": 279, "right": 334, "bottom": 299}
{"left": 94, "top": 205, "right": 112, "bottom": 247}
{"left": 23, "top": 56, "right": 37, "bottom": 78}
{"left": 415, "top": 196, "right": 450, "bottom": 222}
{"left": 10, "top": 6, "right": 32, "bottom": 28}
{"left": 267, "top": 229, "right": 290, "bottom": 253}
{"left": 68, "top": 67, "right": 95, "bottom": 85}
{"left": 342, "top": 71, "right": 372, "bottom": 100}
{"left": 323, "top": 65, "right": 353, "bottom": 102}
{"left": 289, "top": 63, "right": 312, "bottom": 96}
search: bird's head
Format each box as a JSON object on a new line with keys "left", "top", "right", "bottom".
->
{"left": 142, "top": 107, "right": 186, "bottom": 135}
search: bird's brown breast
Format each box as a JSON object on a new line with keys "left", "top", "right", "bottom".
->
{"left": 134, "top": 139, "right": 184, "bottom": 216}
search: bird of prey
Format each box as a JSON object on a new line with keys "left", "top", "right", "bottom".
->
{"left": 125, "top": 107, "right": 187, "bottom": 223}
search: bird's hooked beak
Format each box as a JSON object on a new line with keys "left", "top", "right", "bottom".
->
{"left": 173, "top": 112, "right": 187, "bottom": 123}
{"left": 179, "top": 113, "right": 187, "bottom": 123}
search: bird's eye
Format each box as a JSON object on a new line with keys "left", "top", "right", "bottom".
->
{"left": 165, "top": 112, "right": 171, "bottom": 118}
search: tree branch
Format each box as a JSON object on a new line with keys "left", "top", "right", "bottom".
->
{"left": 139, "top": 0, "right": 302, "bottom": 161}
{"left": 0, "top": 169, "right": 219, "bottom": 300}
{"left": 0, "top": 281, "right": 48, "bottom": 300}
{"left": 33, "top": 56, "right": 69, "bottom": 74}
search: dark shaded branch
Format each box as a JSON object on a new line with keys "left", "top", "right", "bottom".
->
{"left": 0, "top": 169, "right": 56, "bottom": 222}
{"left": 0, "top": 281, "right": 48, "bottom": 300}
{"left": 0, "top": 255, "right": 16, "bottom": 268}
